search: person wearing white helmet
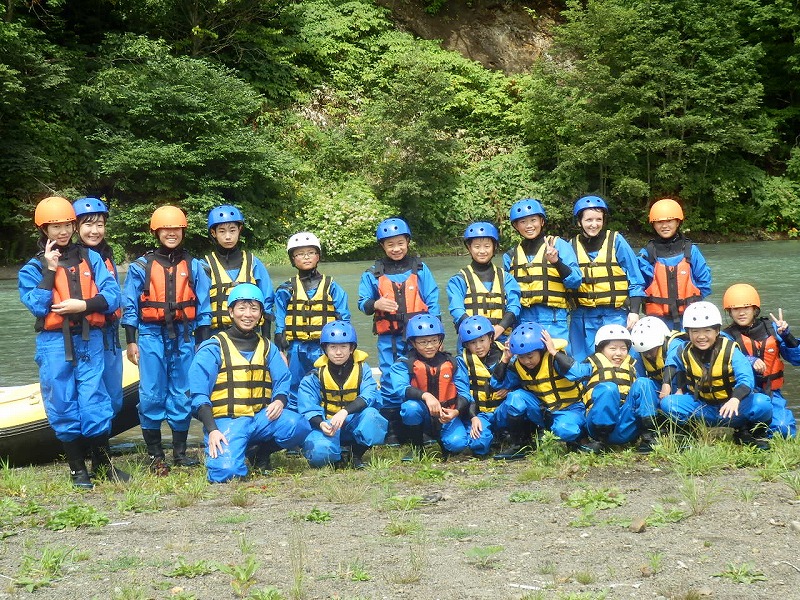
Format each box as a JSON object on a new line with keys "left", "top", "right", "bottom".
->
{"left": 721, "top": 284, "right": 799, "bottom": 439}
{"left": 660, "top": 301, "right": 773, "bottom": 449}
{"left": 568, "top": 195, "right": 647, "bottom": 362}
{"left": 503, "top": 199, "right": 582, "bottom": 342}
{"left": 630, "top": 316, "right": 685, "bottom": 391}
{"left": 274, "top": 232, "right": 350, "bottom": 407}
{"left": 551, "top": 324, "right": 659, "bottom": 452}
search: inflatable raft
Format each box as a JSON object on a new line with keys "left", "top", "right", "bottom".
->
{"left": 0, "top": 360, "right": 141, "bottom": 466}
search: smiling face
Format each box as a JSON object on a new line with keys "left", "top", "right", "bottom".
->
{"left": 464, "top": 333, "right": 493, "bottom": 359}
{"left": 411, "top": 335, "right": 442, "bottom": 359}
{"left": 579, "top": 208, "right": 605, "bottom": 238}
{"left": 467, "top": 238, "right": 495, "bottom": 265}
{"left": 157, "top": 227, "right": 184, "bottom": 249}
{"left": 77, "top": 215, "right": 106, "bottom": 247}
{"left": 729, "top": 306, "right": 757, "bottom": 328}
{"left": 652, "top": 218, "right": 680, "bottom": 239}
{"left": 600, "top": 340, "right": 629, "bottom": 367}
{"left": 211, "top": 222, "right": 242, "bottom": 249}
{"left": 228, "top": 300, "right": 263, "bottom": 332}
{"left": 687, "top": 326, "right": 719, "bottom": 351}
{"left": 380, "top": 235, "right": 409, "bottom": 261}
{"left": 290, "top": 246, "right": 320, "bottom": 270}
{"left": 512, "top": 215, "right": 544, "bottom": 240}
{"left": 324, "top": 342, "right": 354, "bottom": 366}
{"left": 45, "top": 221, "right": 75, "bottom": 247}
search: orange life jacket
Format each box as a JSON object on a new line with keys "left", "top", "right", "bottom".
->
{"left": 643, "top": 239, "right": 702, "bottom": 323}
{"left": 409, "top": 355, "right": 458, "bottom": 409}
{"left": 40, "top": 248, "right": 106, "bottom": 332}
{"left": 727, "top": 322, "right": 784, "bottom": 392}
{"left": 372, "top": 258, "right": 429, "bottom": 335}
{"left": 137, "top": 251, "right": 197, "bottom": 325}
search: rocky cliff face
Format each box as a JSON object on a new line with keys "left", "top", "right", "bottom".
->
{"left": 375, "top": 0, "right": 560, "bottom": 74}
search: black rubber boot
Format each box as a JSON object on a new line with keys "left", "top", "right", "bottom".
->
{"left": 172, "top": 429, "right": 200, "bottom": 467}
{"left": 89, "top": 435, "right": 130, "bottom": 482}
{"left": 251, "top": 440, "right": 281, "bottom": 475}
{"left": 494, "top": 415, "right": 531, "bottom": 461}
{"left": 401, "top": 425, "right": 424, "bottom": 462}
{"left": 142, "top": 428, "right": 170, "bottom": 476}
{"left": 636, "top": 418, "right": 659, "bottom": 454}
{"left": 380, "top": 407, "right": 405, "bottom": 446}
{"left": 733, "top": 428, "right": 770, "bottom": 451}
{"left": 63, "top": 440, "right": 94, "bottom": 490}
{"left": 350, "top": 444, "right": 368, "bottom": 469}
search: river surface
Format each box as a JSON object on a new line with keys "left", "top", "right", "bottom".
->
{"left": 3, "top": 240, "right": 799, "bottom": 416}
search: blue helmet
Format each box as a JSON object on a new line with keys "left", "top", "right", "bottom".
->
{"left": 376, "top": 218, "right": 412, "bottom": 242}
{"left": 508, "top": 323, "right": 545, "bottom": 356}
{"left": 458, "top": 315, "right": 495, "bottom": 344}
{"left": 321, "top": 320, "right": 357, "bottom": 346}
{"left": 406, "top": 314, "right": 445, "bottom": 339}
{"left": 573, "top": 195, "right": 608, "bottom": 219}
{"left": 73, "top": 197, "right": 108, "bottom": 218}
{"left": 208, "top": 205, "right": 245, "bottom": 230}
{"left": 509, "top": 199, "right": 546, "bottom": 223}
{"left": 463, "top": 222, "right": 499, "bottom": 244}
{"left": 227, "top": 283, "right": 264, "bottom": 308}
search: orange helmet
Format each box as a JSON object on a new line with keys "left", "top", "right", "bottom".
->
{"left": 648, "top": 198, "right": 684, "bottom": 223}
{"left": 34, "top": 196, "right": 76, "bottom": 227}
{"left": 150, "top": 205, "right": 188, "bottom": 231}
{"left": 723, "top": 283, "right": 760, "bottom": 309}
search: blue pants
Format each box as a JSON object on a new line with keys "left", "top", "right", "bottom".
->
{"left": 286, "top": 340, "right": 324, "bottom": 408}
{"left": 518, "top": 305, "right": 570, "bottom": 349}
{"left": 35, "top": 329, "right": 114, "bottom": 442}
{"left": 203, "top": 408, "right": 310, "bottom": 483}
{"left": 375, "top": 334, "right": 409, "bottom": 384}
{"left": 505, "top": 389, "right": 585, "bottom": 443}
{"left": 303, "top": 407, "right": 388, "bottom": 467}
{"left": 568, "top": 306, "right": 628, "bottom": 362}
{"left": 659, "top": 390, "right": 773, "bottom": 431}
{"left": 586, "top": 380, "right": 658, "bottom": 444}
{"left": 400, "top": 400, "right": 470, "bottom": 452}
{"left": 137, "top": 323, "right": 195, "bottom": 431}
{"left": 766, "top": 390, "right": 797, "bottom": 438}
{"left": 103, "top": 325, "right": 124, "bottom": 416}
{"left": 465, "top": 410, "right": 504, "bottom": 456}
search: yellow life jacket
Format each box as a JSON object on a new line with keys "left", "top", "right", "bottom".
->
{"left": 512, "top": 350, "right": 582, "bottom": 411}
{"left": 283, "top": 275, "right": 338, "bottom": 341}
{"left": 458, "top": 264, "right": 506, "bottom": 324}
{"left": 681, "top": 336, "right": 736, "bottom": 404}
{"left": 640, "top": 331, "right": 685, "bottom": 383}
{"left": 210, "top": 332, "right": 273, "bottom": 418}
{"left": 507, "top": 240, "right": 569, "bottom": 309}
{"left": 205, "top": 250, "right": 258, "bottom": 330}
{"left": 571, "top": 231, "right": 629, "bottom": 308}
{"left": 315, "top": 349, "right": 369, "bottom": 419}
{"left": 462, "top": 342, "right": 505, "bottom": 413}
{"left": 584, "top": 353, "right": 637, "bottom": 409}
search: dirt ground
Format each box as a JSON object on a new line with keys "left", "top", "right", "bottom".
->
{"left": 1, "top": 444, "right": 799, "bottom": 600}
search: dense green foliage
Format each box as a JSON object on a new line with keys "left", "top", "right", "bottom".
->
{"left": 1, "top": 0, "right": 798, "bottom": 261}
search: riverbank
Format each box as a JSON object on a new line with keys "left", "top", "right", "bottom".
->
{"left": 1, "top": 433, "right": 799, "bottom": 600}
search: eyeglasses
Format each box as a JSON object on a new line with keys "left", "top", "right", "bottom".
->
{"left": 292, "top": 251, "right": 318, "bottom": 259}
{"left": 413, "top": 338, "right": 440, "bottom": 348}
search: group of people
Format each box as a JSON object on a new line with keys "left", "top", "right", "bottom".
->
{"left": 18, "top": 194, "right": 797, "bottom": 486}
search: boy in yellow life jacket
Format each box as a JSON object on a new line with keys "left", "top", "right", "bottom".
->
{"left": 722, "top": 284, "right": 798, "bottom": 438}
{"left": 660, "top": 301, "right": 773, "bottom": 449}
{"left": 203, "top": 205, "right": 275, "bottom": 337}
{"left": 457, "top": 315, "right": 508, "bottom": 457}
{"left": 555, "top": 324, "right": 659, "bottom": 452}
{"left": 189, "top": 284, "right": 310, "bottom": 482}
{"left": 447, "top": 222, "right": 520, "bottom": 350}
{"left": 122, "top": 205, "right": 212, "bottom": 475}
{"left": 297, "top": 321, "right": 388, "bottom": 469}
{"left": 489, "top": 322, "right": 587, "bottom": 458}
{"left": 274, "top": 232, "right": 350, "bottom": 407}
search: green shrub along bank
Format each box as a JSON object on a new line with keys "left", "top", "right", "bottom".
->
{"left": 2, "top": 0, "right": 799, "bottom": 263}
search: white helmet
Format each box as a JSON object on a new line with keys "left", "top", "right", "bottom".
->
{"left": 594, "top": 324, "right": 632, "bottom": 350}
{"left": 630, "top": 317, "right": 671, "bottom": 353}
{"left": 287, "top": 232, "right": 321, "bottom": 254}
{"left": 682, "top": 301, "right": 722, "bottom": 329}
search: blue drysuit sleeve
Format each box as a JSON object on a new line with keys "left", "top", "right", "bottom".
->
{"left": 554, "top": 238, "right": 583, "bottom": 290}
{"left": 358, "top": 269, "right": 379, "bottom": 315}
{"left": 418, "top": 263, "right": 440, "bottom": 318}
{"left": 18, "top": 258, "right": 53, "bottom": 318}
{"left": 252, "top": 257, "right": 276, "bottom": 319}
{"left": 273, "top": 282, "right": 291, "bottom": 335}
{"left": 329, "top": 280, "right": 351, "bottom": 322}
{"left": 454, "top": 356, "right": 475, "bottom": 403}
{"left": 615, "top": 233, "right": 646, "bottom": 299}
{"left": 189, "top": 338, "right": 222, "bottom": 413}
{"left": 296, "top": 371, "right": 324, "bottom": 420}
{"left": 381, "top": 359, "right": 412, "bottom": 405}
{"left": 689, "top": 245, "right": 712, "bottom": 298}
{"left": 446, "top": 273, "right": 468, "bottom": 327}
{"left": 191, "top": 257, "right": 212, "bottom": 327}
{"left": 121, "top": 259, "right": 146, "bottom": 328}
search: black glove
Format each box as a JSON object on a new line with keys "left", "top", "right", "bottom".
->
{"left": 274, "top": 332, "right": 289, "bottom": 352}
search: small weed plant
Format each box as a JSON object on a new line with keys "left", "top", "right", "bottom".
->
{"left": 166, "top": 557, "right": 218, "bottom": 578}
{"left": 304, "top": 507, "right": 331, "bottom": 523}
{"left": 465, "top": 545, "right": 503, "bottom": 569}
{"left": 564, "top": 487, "right": 625, "bottom": 510}
{"left": 713, "top": 562, "right": 767, "bottom": 583}
{"left": 46, "top": 503, "right": 109, "bottom": 530}
{"left": 219, "top": 555, "right": 259, "bottom": 597}
{"left": 509, "top": 490, "right": 550, "bottom": 503}
{"left": 14, "top": 545, "right": 73, "bottom": 592}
